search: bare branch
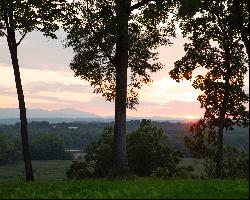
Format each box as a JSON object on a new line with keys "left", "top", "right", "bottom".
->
{"left": 129, "top": 0, "right": 165, "bottom": 12}
{"left": 129, "top": 0, "right": 152, "bottom": 12}
{"left": 0, "top": 30, "right": 7, "bottom": 37}
{"left": 16, "top": 30, "right": 27, "bottom": 46}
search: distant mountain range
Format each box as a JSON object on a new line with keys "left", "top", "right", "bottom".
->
{"left": 0, "top": 108, "right": 100, "bottom": 118}
{"left": 0, "top": 108, "right": 191, "bottom": 124}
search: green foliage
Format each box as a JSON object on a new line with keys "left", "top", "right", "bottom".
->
{"left": 204, "top": 146, "right": 249, "bottom": 179}
{"left": 1, "top": 121, "right": 249, "bottom": 153}
{"left": 31, "top": 133, "right": 68, "bottom": 160}
{"left": 151, "top": 165, "right": 194, "bottom": 179}
{"left": 0, "top": 179, "right": 248, "bottom": 199}
{"left": 84, "top": 127, "right": 113, "bottom": 177}
{"left": 67, "top": 120, "right": 183, "bottom": 179}
{"left": 63, "top": 0, "right": 176, "bottom": 109}
{"left": 170, "top": 0, "right": 249, "bottom": 175}
{"left": 66, "top": 160, "right": 94, "bottom": 179}
{"left": 127, "top": 119, "right": 182, "bottom": 176}
{"left": 0, "top": 132, "right": 20, "bottom": 165}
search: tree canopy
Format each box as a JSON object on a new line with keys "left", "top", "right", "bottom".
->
{"left": 63, "top": 0, "right": 176, "bottom": 109}
{"left": 170, "top": 0, "right": 249, "bottom": 177}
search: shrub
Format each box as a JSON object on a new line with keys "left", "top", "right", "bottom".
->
{"left": 66, "top": 160, "right": 94, "bottom": 179}
{"left": 67, "top": 120, "right": 183, "bottom": 179}
{"left": 127, "top": 119, "right": 182, "bottom": 176}
{"left": 204, "top": 146, "right": 249, "bottom": 179}
{"left": 151, "top": 165, "right": 195, "bottom": 179}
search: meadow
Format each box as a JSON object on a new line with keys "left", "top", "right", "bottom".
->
{"left": 0, "top": 160, "right": 72, "bottom": 182}
{"left": 0, "top": 160, "right": 248, "bottom": 199}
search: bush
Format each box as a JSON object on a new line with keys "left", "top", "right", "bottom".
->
{"left": 151, "top": 165, "right": 195, "bottom": 179}
{"left": 0, "top": 132, "right": 20, "bottom": 165}
{"left": 127, "top": 119, "right": 182, "bottom": 176}
{"left": 66, "top": 160, "right": 94, "bottom": 179}
{"left": 204, "top": 146, "right": 249, "bottom": 179}
{"left": 67, "top": 120, "right": 183, "bottom": 179}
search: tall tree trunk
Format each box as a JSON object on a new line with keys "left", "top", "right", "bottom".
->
{"left": 215, "top": 45, "right": 231, "bottom": 178}
{"left": 215, "top": 103, "right": 226, "bottom": 178}
{"left": 112, "top": 0, "right": 130, "bottom": 175}
{"left": 6, "top": 29, "right": 34, "bottom": 182}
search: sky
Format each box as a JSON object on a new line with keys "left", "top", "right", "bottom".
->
{"left": 0, "top": 30, "right": 248, "bottom": 119}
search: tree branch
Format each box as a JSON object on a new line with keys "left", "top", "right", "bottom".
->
{"left": 2, "top": 5, "right": 9, "bottom": 29}
{"left": 16, "top": 30, "right": 27, "bottom": 46}
{"left": 129, "top": 0, "right": 152, "bottom": 12}
{"left": 0, "top": 30, "right": 7, "bottom": 37}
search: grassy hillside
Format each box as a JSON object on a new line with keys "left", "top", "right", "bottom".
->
{"left": 0, "top": 179, "right": 248, "bottom": 199}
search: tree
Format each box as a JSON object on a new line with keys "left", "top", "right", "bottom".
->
{"left": 170, "top": 0, "right": 249, "bottom": 178}
{"left": 231, "top": 0, "right": 249, "bottom": 58}
{"left": 204, "top": 146, "right": 249, "bottom": 178}
{"left": 64, "top": 0, "right": 176, "bottom": 175}
{"left": 127, "top": 119, "right": 182, "bottom": 176}
{"left": 66, "top": 120, "right": 183, "bottom": 179}
{"left": 31, "top": 133, "right": 65, "bottom": 160}
{"left": 0, "top": 0, "right": 66, "bottom": 181}
{"left": 0, "top": 132, "right": 20, "bottom": 165}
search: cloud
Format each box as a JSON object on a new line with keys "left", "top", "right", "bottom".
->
{"left": 25, "top": 81, "right": 91, "bottom": 94}
{"left": 128, "top": 100, "right": 203, "bottom": 118}
{"left": 0, "top": 30, "right": 73, "bottom": 72}
{"left": 0, "top": 85, "right": 16, "bottom": 97}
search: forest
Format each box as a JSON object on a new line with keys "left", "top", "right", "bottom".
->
{"left": 0, "top": 0, "right": 249, "bottom": 199}
{"left": 0, "top": 120, "right": 248, "bottom": 162}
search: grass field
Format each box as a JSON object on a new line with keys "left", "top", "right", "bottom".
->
{"left": 0, "top": 160, "right": 72, "bottom": 181}
{"left": 0, "top": 178, "right": 248, "bottom": 199}
{"left": 0, "top": 160, "right": 248, "bottom": 199}
{"left": 0, "top": 159, "right": 205, "bottom": 182}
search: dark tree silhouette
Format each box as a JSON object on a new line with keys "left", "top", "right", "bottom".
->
{"left": 0, "top": 0, "right": 66, "bottom": 181}
{"left": 64, "top": 0, "right": 176, "bottom": 175}
{"left": 231, "top": 0, "right": 249, "bottom": 58}
{"left": 170, "top": 0, "right": 249, "bottom": 178}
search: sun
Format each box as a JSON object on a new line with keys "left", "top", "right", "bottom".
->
{"left": 184, "top": 115, "right": 199, "bottom": 123}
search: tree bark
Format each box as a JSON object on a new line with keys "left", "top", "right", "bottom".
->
{"left": 112, "top": 0, "right": 130, "bottom": 175}
{"left": 6, "top": 29, "right": 34, "bottom": 182}
{"left": 215, "top": 45, "right": 231, "bottom": 178}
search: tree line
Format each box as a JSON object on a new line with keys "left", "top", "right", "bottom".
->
{"left": 0, "top": 0, "right": 248, "bottom": 181}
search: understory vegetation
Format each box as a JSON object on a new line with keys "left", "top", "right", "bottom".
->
{"left": 66, "top": 120, "right": 249, "bottom": 180}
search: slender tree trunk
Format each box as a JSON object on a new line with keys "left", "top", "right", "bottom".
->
{"left": 6, "top": 29, "right": 34, "bottom": 182}
{"left": 215, "top": 45, "right": 231, "bottom": 178}
{"left": 112, "top": 0, "right": 130, "bottom": 175}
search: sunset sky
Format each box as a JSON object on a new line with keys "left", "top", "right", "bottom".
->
{"left": 0, "top": 30, "right": 249, "bottom": 119}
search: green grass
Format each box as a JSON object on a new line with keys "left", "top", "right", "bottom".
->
{"left": 0, "top": 159, "right": 205, "bottom": 182}
{"left": 0, "top": 160, "right": 72, "bottom": 181}
{"left": 0, "top": 178, "right": 248, "bottom": 199}
{"left": 0, "top": 160, "right": 248, "bottom": 199}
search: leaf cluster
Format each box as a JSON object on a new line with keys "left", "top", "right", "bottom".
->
{"left": 64, "top": 0, "right": 177, "bottom": 109}
{"left": 0, "top": 0, "right": 67, "bottom": 40}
